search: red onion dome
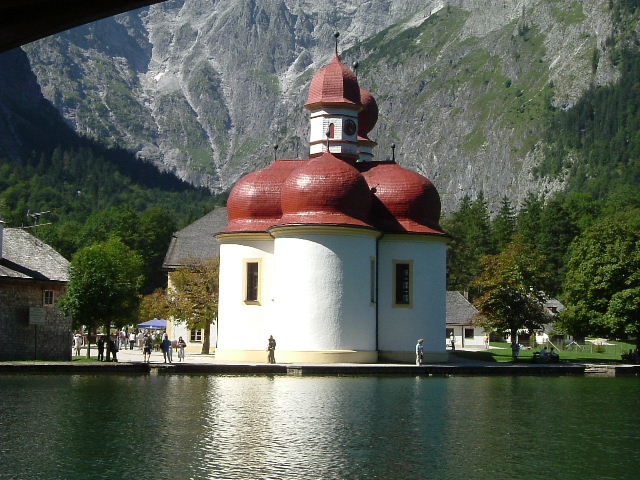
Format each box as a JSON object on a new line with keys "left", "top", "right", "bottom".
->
{"left": 224, "top": 159, "right": 303, "bottom": 233}
{"left": 358, "top": 88, "right": 378, "bottom": 137}
{"left": 305, "top": 55, "right": 361, "bottom": 110}
{"left": 279, "top": 152, "right": 372, "bottom": 227}
{"left": 360, "top": 162, "right": 444, "bottom": 235}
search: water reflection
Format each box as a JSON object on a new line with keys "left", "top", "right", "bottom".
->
{"left": 187, "top": 376, "right": 453, "bottom": 479}
{"left": 0, "top": 375, "right": 638, "bottom": 480}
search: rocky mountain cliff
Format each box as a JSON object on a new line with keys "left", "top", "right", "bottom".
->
{"left": 18, "top": 0, "right": 632, "bottom": 212}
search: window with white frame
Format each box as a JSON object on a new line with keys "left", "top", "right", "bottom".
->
{"left": 43, "top": 290, "right": 54, "bottom": 306}
{"left": 190, "top": 329, "right": 203, "bottom": 342}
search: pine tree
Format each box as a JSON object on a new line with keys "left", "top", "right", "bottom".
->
{"left": 492, "top": 196, "right": 516, "bottom": 251}
{"left": 516, "top": 193, "right": 543, "bottom": 243}
{"left": 443, "top": 192, "right": 494, "bottom": 294}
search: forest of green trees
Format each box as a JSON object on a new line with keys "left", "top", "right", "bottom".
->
{"left": 0, "top": 143, "right": 225, "bottom": 295}
{"left": 444, "top": 187, "right": 639, "bottom": 344}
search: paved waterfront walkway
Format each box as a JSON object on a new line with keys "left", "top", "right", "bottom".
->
{"left": 2, "top": 345, "right": 638, "bottom": 376}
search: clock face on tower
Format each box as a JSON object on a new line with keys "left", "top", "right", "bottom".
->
{"left": 343, "top": 119, "right": 357, "bottom": 136}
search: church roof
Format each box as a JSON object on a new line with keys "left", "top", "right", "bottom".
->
{"left": 358, "top": 87, "right": 378, "bottom": 137}
{"left": 359, "top": 162, "right": 443, "bottom": 234}
{"left": 0, "top": 228, "right": 69, "bottom": 282}
{"left": 221, "top": 54, "right": 446, "bottom": 237}
{"left": 278, "top": 152, "right": 372, "bottom": 228}
{"left": 162, "top": 207, "right": 228, "bottom": 269}
{"left": 225, "top": 159, "right": 303, "bottom": 233}
{"left": 305, "top": 55, "right": 361, "bottom": 109}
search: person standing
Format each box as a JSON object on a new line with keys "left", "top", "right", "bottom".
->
{"left": 177, "top": 337, "right": 187, "bottom": 362}
{"left": 129, "top": 332, "right": 136, "bottom": 350}
{"left": 449, "top": 332, "right": 456, "bottom": 351}
{"left": 97, "top": 335, "right": 105, "bottom": 361}
{"left": 161, "top": 334, "right": 172, "bottom": 363}
{"left": 143, "top": 334, "right": 152, "bottom": 363}
{"left": 108, "top": 336, "right": 118, "bottom": 362}
{"left": 267, "top": 335, "right": 276, "bottom": 364}
{"left": 415, "top": 338, "right": 424, "bottom": 366}
{"left": 512, "top": 342, "right": 520, "bottom": 361}
{"left": 73, "top": 334, "right": 83, "bottom": 356}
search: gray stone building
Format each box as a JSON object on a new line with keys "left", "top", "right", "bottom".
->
{"left": 0, "top": 220, "right": 71, "bottom": 360}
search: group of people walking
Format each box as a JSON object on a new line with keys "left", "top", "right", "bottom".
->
{"left": 142, "top": 333, "right": 187, "bottom": 363}
{"left": 72, "top": 330, "right": 189, "bottom": 363}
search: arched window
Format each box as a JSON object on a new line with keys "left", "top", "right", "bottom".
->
{"left": 328, "top": 122, "right": 335, "bottom": 138}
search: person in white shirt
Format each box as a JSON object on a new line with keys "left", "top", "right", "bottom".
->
{"left": 415, "top": 338, "right": 424, "bottom": 366}
{"left": 73, "top": 334, "right": 83, "bottom": 356}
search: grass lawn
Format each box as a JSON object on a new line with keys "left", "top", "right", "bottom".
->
{"left": 453, "top": 341, "right": 636, "bottom": 364}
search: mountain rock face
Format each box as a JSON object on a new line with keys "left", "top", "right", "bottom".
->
{"left": 20, "top": 0, "right": 625, "bottom": 212}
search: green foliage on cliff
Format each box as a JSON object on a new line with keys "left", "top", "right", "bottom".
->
{"left": 540, "top": 48, "right": 640, "bottom": 197}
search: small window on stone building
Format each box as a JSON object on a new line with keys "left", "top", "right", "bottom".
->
{"left": 190, "top": 329, "right": 203, "bottom": 342}
{"left": 43, "top": 290, "right": 54, "bottom": 306}
{"left": 465, "top": 328, "right": 474, "bottom": 339}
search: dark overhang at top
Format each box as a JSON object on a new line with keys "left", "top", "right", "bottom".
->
{"left": 0, "top": 0, "right": 165, "bottom": 53}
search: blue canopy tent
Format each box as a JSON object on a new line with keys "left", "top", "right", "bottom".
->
{"left": 137, "top": 318, "right": 167, "bottom": 330}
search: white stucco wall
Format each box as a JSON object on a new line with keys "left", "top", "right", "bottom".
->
{"left": 446, "top": 325, "right": 486, "bottom": 349}
{"left": 377, "top": 236, "right": 447, "bottom": 355}
{"left": 168, "top": 321, "right": 217, "bottom": 353}
{"left": 309, "top": 107, "right": 359, "bottom": 156}
{"left": 272, "top": 229, "right": 377, "bottom": 352}
{"left": 217, "top": 238, "right": 274, "bottom": 351}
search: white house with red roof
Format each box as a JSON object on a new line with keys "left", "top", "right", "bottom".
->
{"left": 215, "top": 54, "right": 448, "bottom": 363}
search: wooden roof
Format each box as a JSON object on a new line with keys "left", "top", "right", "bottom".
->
{"left": 162, "top": 207, "right": 228, "bottom": 270}
{"left": 446, "top": 291, "right": 479, "bottom": 326}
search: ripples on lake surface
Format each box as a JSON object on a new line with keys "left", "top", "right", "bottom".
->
{"left": 0, "top": 375, "right": 638, "bottom": 480}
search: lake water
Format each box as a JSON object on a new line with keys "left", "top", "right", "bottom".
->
{"left": 0, "top": 374, "right": 638, "bottom": 480}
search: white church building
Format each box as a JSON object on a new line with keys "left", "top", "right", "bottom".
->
{"left": 215, "top": 54, "right": 449, "bottom": 363}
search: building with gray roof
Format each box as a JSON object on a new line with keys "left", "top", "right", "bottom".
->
{"left": 0, "top": 221, "right": 71, "bottom": 360}
{"left": 163, "top": 207, "right": 228, "bottom": 270}
{"left": 446, "top": 291, "right": 487, "bottom": 349}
